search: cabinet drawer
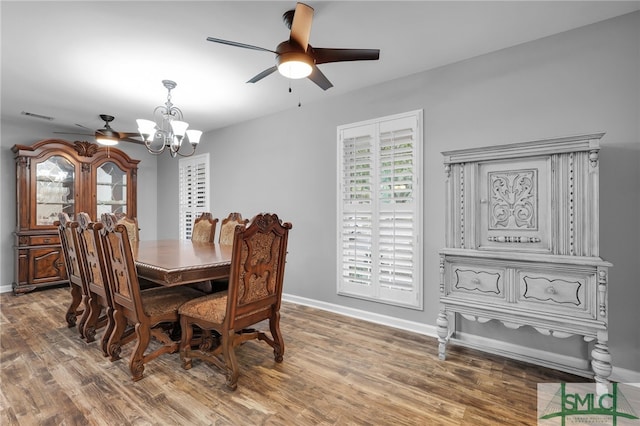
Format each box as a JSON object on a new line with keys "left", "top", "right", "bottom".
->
{"left": 448, "top": 263, "right": 505, "bottom": 299}
{"left": 516, "top": 268, "right": 595, "bottom": 318}
{"left": 29, "top": 235, "right": 59, "bottom": 246}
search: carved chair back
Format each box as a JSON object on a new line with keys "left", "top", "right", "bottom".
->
{"left": 116, "top": 215, "right": 139, "bottom": 244}
{"left": 218, "top": 212, "right": 249, "bottom": 245}
{"left": 192, "top": 212, "right": 218, "bottom": 243}
{"left": 56, "top": 212, "right": 89, "bottom": 331}
{"left": 99, "top": 213, "right": 145, "bottom": 322}
{"left": 226, "top": 213, "right": 291, "bottom": 330}
{"left": 74, "top": 212, "right": 115, "bottom": 353}
{"left": 57, "top": 212, "right": 87, "bottom": 293}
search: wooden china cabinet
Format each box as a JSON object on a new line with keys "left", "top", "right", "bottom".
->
{"left": 12, "top": 139, "right": 139, "bottom": 294}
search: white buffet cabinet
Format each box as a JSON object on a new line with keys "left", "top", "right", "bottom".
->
{"left": 436, "top": 133, "right": 612, "bottom": 383}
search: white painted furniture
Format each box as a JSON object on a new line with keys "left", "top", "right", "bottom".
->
{"left": 436, "top": 133, "right": 612, "bottom": 383}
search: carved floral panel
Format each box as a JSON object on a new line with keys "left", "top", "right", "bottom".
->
{"left": 488, "top": 169, "right": 537, "bottom": 230}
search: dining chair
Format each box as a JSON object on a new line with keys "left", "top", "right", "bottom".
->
{"left": 56, "top": 213, "right": 89, "bottom": 337}
{"left": 218, "top": 212, "right": 249, "bottom": 245}
{"left": 192, "top": 212, "right": 218, "bottom": 243}
{"left": 98, "top": 213, "right": 204, "bottom": 381}
{"left": 179, "top": 213, "right": 292, "bottom": 390}
{"left": 75, "top": 212, "right": 131, "bottom": 357}
{"left": 116, "top": 214, "right": 140, "bottom": 244}
{"left": 208, "top": 212, "right": 250, "bottom": 293}
{"left": 115, "top": 214, "right": 160, "bottom": 289}
{"left": 189, "top": 212, "right": 220, "bottom": 292}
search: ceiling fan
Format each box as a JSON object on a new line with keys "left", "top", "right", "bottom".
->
{"left": 206, "top": 2, "right": 380, "bottom": 90}
{"left": 54, "top": 114, "right": 143, "bottom": 146}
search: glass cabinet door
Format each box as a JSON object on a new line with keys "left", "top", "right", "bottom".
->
{"left": 96, "top": 161, "right": 128, "bottom": 216}
{"left": 35, "top": 155, "right": 75, "bottom": 226}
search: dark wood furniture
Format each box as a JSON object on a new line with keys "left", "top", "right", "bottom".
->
{"left": 55, "top": 213, "right": 88, "bottom": 334}
{"left": 12, "top": 139, "right": 139, "bottom": 294}
{"left": 133, "top": 240, "right": 233, "bottom": 286}
{"left": 211, "top": 212, "right": 249, "bottom": 292}
{"left": 74, "top": 212, "right": 119, "bottom": 353}
{"left": 98, "top": 213, "right": 203, "bottom": 381}
{"left": 179, "top": 213, "right": 292, "bottom": 390}
{"left": 116, "top": 215, "right": 140, "bottom": 244}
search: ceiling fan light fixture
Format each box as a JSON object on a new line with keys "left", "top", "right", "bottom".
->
{"left": 96, "top": 130, "right": 119, "bottom": 146}
{"left": 277, "top": 52, "right": 313, "bottom": 79}
{"left": 96, "top": 137, "right": 118, "bottom": 146}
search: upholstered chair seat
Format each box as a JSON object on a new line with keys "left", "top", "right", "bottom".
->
{"left": 140, "top": 287, "right": 206, "bottom": 317}
{"left": 178, "top": 291, "right": 228, "bottom": 324}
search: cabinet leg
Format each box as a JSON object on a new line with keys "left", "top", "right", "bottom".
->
{"left": 591, "top": 330, "right": 612, "bottom": 384}
{"left": 437, "top": 311, "right": 449, "bottom": 360}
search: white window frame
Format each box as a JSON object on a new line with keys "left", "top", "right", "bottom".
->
{"left": 337, "top": 110, "right": 423, "bottom": 309}
{"left": 178, "top": 153, "right": 210, "bottom": 240}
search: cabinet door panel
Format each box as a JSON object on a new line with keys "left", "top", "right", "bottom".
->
{"left": 28, "top": 248, "right": 67, "bottom": 283}
{"left": 478, "top": 157, "right": 551, "bottom": 252}
{"left": 96, "top": 161, "right": 129, "bottom": 217}
{"left": 33, "top": 155, "right": 77, "bottom": 227}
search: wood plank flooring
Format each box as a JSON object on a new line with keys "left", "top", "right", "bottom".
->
{"left": 1, "top": 287, "right": 585, "bottom": 425}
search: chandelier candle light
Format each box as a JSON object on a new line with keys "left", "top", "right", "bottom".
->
{"left": 137, "top": 80, "right": 202, "bottom": 157}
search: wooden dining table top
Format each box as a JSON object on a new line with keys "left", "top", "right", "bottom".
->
{"left": 133, "top": 240, "right": 232, "bottom": 287}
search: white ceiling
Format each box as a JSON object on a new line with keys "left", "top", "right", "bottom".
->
{"left": 2, "top": 1, "right": 639, "bottom": 142}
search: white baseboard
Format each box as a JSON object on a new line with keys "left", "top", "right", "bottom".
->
{"left": 282, "top": 293, "right": 640, "bottom": 384}
{"left": 0, "top": 284, "right": 12, "bottom": 294}
{"left": 282, "top": 293, "right": 438, "bottom": 337}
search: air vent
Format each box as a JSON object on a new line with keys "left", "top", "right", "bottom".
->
{"left": 21, "top": 111, "right": 54, "bottom": 121}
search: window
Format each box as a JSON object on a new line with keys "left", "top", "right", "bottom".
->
{"left": 178, "top": 153, "right": 210, "bottom": 240}
{"left": 337, "top": 110, "right": 423, "bottom": 309}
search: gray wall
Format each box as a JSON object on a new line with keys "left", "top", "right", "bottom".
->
{"left": 157, "top": 12, "right": 640, "bottom": 373}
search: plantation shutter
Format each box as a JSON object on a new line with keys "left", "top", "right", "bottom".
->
{"left": 178, "top": 153, "right": 210, "bottom": 240}
{"left": 340, "top": 126, "right": 375, "bottom": 296}
{"left": 338, "top": 110, "right": 422, "bottom": 309}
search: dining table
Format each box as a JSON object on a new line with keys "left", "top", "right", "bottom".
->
{"left": 133, "top": 240, "right": 233, "bottom": 287}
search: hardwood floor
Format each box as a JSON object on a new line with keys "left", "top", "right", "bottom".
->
{"left": 1, "top": 287, "right": 584, "bottom": 425}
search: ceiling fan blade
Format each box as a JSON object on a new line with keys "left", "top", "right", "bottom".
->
{"left": 75, "top": 123, "right": 95, "bottom": 131}
{"left": 289, "top": 2, "right": 314, "bottom": 50}
{"left": 312, "top": 48, "right": 380, "bottom": 65}
{"left": 53, "top": 131, "right": 93, "bottom": 136}
{"left": 120, "top": 137, "right": 145, "bottom": 145}
{"left": 206, "top": 37, "right": 276, "bottom": 54}
{"left": 117, "top": 131, "right": 141, "bottom": 138}
{"left": 308, "top": 66, "right": 333, "bottom": 91}
{"left": 247, "top": 66, "right": 278, "bottom": 84}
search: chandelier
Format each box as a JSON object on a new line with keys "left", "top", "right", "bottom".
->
{"left": 136, "top": 80, "right": 202, "bottom": 157}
